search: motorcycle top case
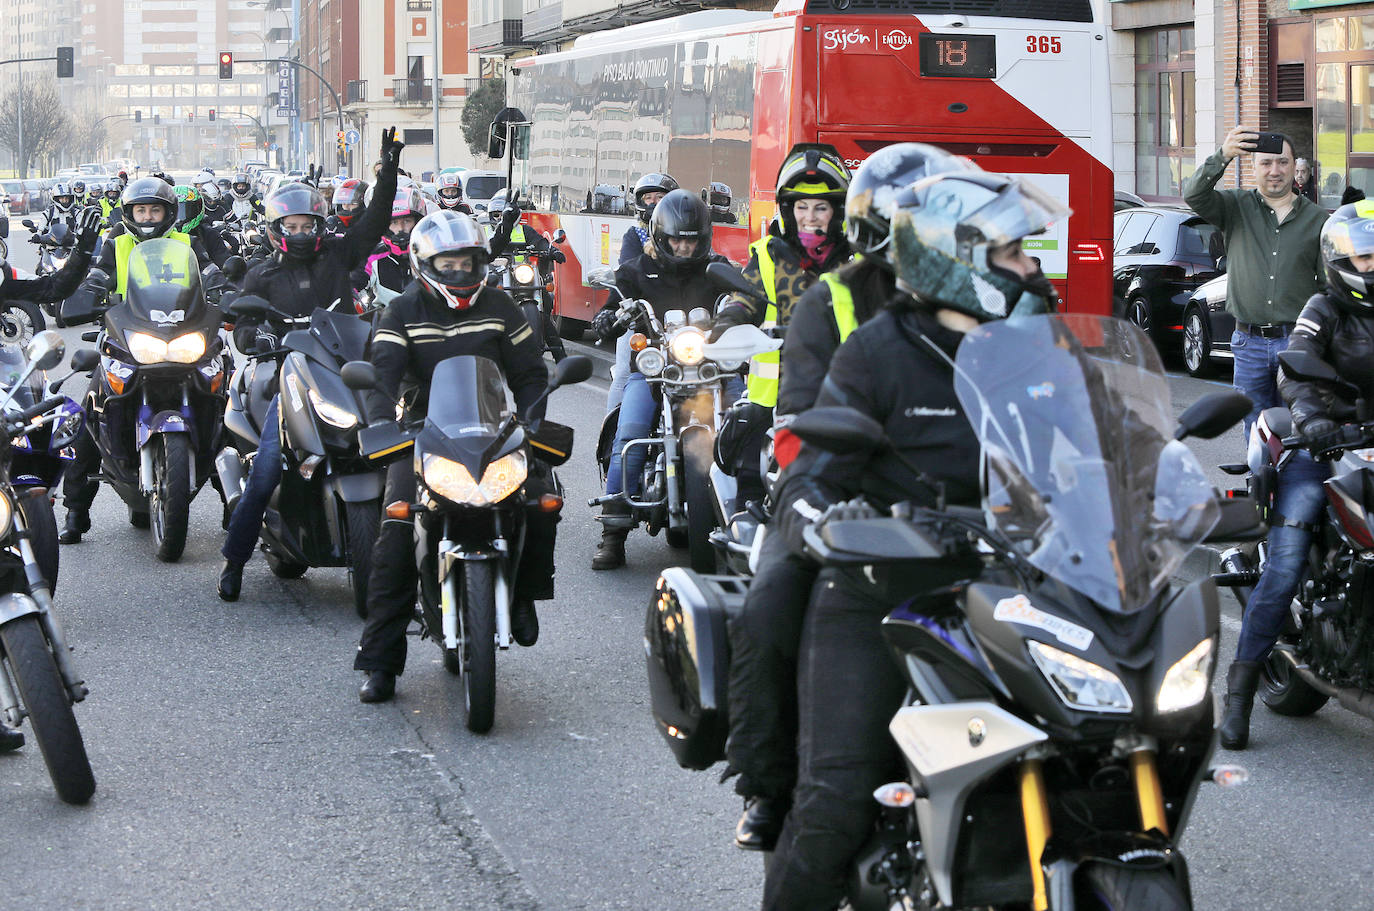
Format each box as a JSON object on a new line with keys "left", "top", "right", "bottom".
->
{"left": 644, "top": 567, "right": 746, "bottom": 770}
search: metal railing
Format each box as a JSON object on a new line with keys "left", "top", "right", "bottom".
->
{"left": 391, "top": 78, "right": 437, "bottom": 105}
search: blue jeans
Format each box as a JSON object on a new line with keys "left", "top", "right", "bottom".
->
{"left": 606, "top": 332, "right": 631, "bottom": 412}
{"left": 605, "top": 373, "right": 656, "bottom": 497}
{"left": 1232, "top": 328, "right": 1291, "bottom": 443}
{"left": 221, "top": 395, "right": 282, "bottom": 566}
{"left": 1235, "top": 451, "right": 1330, "bottom": 663}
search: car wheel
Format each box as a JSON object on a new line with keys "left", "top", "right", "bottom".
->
{"left": 1125, "top": 296, "right": 1152, "bottom": 335}
{"left": 1182, "top": 307, "right": 1213, "bottom": 377}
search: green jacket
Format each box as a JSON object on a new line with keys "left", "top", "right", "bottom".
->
{"left": 1183, "top": 148, "right": 1327, "bottom": 325}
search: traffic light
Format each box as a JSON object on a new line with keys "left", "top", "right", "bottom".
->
{"left": 337, "top": 130, "right": 346, "bottom": 155}
{"left": 188, "top": 111, "right": 195, "bottom": 122}
{"left": 56, "top": 46, "right": 73, "bottom": 79}
{"left": 134, "top": 110, "right": 142, "bottom": 123}
{"left": 218, "top": 51, "right": 233, "bottom": 80}
{"left": 209, "top": 109, "right": 216, "bottom": 122}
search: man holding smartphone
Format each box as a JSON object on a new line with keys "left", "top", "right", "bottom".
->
{"left": 1184, "top": 125, "right": 1327, "bottom": 440}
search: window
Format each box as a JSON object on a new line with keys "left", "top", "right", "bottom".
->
{"left": 1113, "top": 212, "right": 1158, "bottom": 256}
{"left": 404, "top": 129, "right": 434, "bottom": 145}
{"left": 1134, "top": 27, "right": 1196, "bottom": 200}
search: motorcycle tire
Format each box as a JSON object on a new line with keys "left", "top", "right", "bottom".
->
{"left": 461, "top": 561, "right": 497, "bottom": 734}
{"left": 150, "top": 435, "right": 191, "bottom": 563}
{"left": 0, "top": 615, "right": 95, "bottom": 804}
{"left": 0, "top": 299, "right": 43, "bottom": 348}
{"left": 1260, "top": 652, "right": 1330, "bottom": 716}
{"left": 1075, "top": 861, "right": 1189, "bottom": 910}
{"left": 18, "top": 492, "right": 59, "bottom": 595}
{"left": 682, "top": 432, "right": 717, "bottom": 574}
{"left": 344, "top": 499, "right": 380, "bottom": 620}
{"left": 265, "top": 551, "right": 308, "bottom": 579}
{"left": 521, "top": 301, "right": 547, "bottom": 358}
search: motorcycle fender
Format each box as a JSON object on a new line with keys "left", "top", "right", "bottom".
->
{"left": 136, "top": 409, "right": 189, "bottom": 451}
{"left": 888, "top": 702, "right": 1048, "bottom": 908}
{"left": 0, "top": 593, "right": 39, "bottom": 627}
{"left": 1041, "top": 832, "right": 1193, "bottom": 911}
{"left": 327, "top": 471, "right": 384, "bottom": 504}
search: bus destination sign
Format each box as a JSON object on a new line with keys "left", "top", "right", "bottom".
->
{"left": 918, "top": 33, "right": 996, "bottom": 78}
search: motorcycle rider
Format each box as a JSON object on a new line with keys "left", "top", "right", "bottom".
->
{"left": 763, "top": 170, "right": 1067, "bottom": 910}
{"left": 621, "top": 173, "right": 679, "bottom": 266}
{"left": 354, "top": 185, "right": 426, "bottom": 296}
{"left": 229, "top": 172, "right": 265, "bottom": 223}
{"left": 215, "top": 128, "right": 404, "bottom": 601}
{"left": 174, "top": 185, "right": 233, "bottom": 268}
{"left": 704, "top": 182, "right": 738, "bottom": 224}
{"left": 723, "top": 143, "right": 972, "bottom": 851}
{"left": 486, "top": 193, "right": 568, "bottom": 362}
{"left": 354, "top": 209, "right": 557, "bottom": 703}
{"left": 70, "top": 179, "right": 88, "bottom": 207}
{"left": 1216, "top": 201, "right": 1374, "bottom": 750}
{"left": 43, "top": 182, "right": 80, "bottom": 232}
{"left": 332, "top": 178, "right": 367, "bottom": 229}
{"left": 590, "top": 189, "right": 730, "bottom": 570}
{"left": 98, "top": 182, "right": 122, "bottom": 225}
{"left": 434, "top": 172, "right": 473, "bottom": 214}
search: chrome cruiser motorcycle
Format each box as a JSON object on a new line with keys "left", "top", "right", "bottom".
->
{"left": 648, "top": 314, "right": 1256, "bottom": 909}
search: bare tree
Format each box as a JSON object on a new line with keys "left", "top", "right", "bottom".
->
{"left": 66, "top": 104, "right": 109, "bottom": 165}
{"left": 0, "top": 81, "right": 73, "bottom": 177}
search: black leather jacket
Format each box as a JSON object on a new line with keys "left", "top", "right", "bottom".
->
{"left": 1280, "top": 291, "right": 1374, "bottom": 431}
{"left": 590, "top": 249, "right": 730, "bottom": 345}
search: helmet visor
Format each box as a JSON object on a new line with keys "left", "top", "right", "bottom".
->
{"left": 1323, "top": 200, "right": 1374, "bottom": 260}
{"left": 910, "top": 173, "right": 1071, "bottom": 250}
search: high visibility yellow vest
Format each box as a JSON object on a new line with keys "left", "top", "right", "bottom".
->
{"left": 819, "top": 271, "right": 858, "bottom": 342}
{"left": 744, "top": 238, "right": 782, "bottom": 407}
{"left": 114, "top": 230, "right": 192, "bottom": 298}
{"left": 509, "top": 224, "right": 526, "bottom": 244}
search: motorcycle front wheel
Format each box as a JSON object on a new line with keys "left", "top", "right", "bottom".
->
{"left": 0, "top": 615, "right": 95, "bottom": 804}
{"left": 1075, "top": 862, "right": 1190, "bottom": 910}
{"left": 344, "top": 499, "right": 380, "bottom": 619}
{"left": 0, "top": 300, "right": 43, "bottom": 348}
{"left": 682, "top": 432, "right": 717, "bottom": 573}
{"left": 150, "top": 434, "right": 191, "bottom": 563}
{"left": 461, "top": 561, "right": 497, "bottom": 734}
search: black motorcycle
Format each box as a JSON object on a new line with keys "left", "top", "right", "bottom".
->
{"left": 64, "top": 238, "right": 230, "bottom": 562}
{"left": 217, "top": 296, "right": 382, "bottom": 617}
{"left": 647, "top": 314, "right": 1258, "bottom": 909}
{"left": 344, "top": 354, "right": 592, "bottom": 733}
{"left": 0, "top": 331, "right": 96, "bottom": 804}
{"left": 489, "top": 228, "right": 568, "bottom": 360}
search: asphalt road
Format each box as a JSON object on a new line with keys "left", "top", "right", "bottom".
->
{"left": 2, "top": 227, "right": 1372, "bottom": 910}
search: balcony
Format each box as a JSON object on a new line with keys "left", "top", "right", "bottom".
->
{"left": 469, "top": 19, "right": 535, "bottom": 53}
{"left": 392, "top": 78, "right": 437, "bottom": 105}
{"left": 346, "top": 80, "right": 367, "bottom": 105}
{"left": 406, "top": 0, "right": 433, "bottom": 8}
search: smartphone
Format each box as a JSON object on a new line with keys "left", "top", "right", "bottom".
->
{"left": 1253, "top": 131, "right": 1286, "bottom": 155}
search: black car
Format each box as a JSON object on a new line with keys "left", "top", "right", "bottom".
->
{"left": 1179, "top": 272, "right": 1235, "bottom": 377}
{"left": 1113, "top": 205, "right": 1226, "bottom": 352}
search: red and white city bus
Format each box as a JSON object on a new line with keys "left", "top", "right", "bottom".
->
{"left": 502, "top": 0, "right": 1113, "bottom": 335}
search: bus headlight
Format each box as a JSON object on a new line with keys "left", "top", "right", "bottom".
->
{"left": 1156, "top": 637, "right": 1215, "bottom": 714}
{"left": 669, "top": 328, "right": 706, "bottom": 366}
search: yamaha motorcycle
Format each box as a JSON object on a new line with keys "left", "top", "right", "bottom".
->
{"left": 647, "top": 314, "right": 1257, "bottom": 909}
{"left": 344, "top": 354, "right": 592, "bottom": 733}
{"left": 0, "top": 331, "right": 96, "bottom": 804}
{"left": 217, "top": 296, "right": 382, "bottom": 617}
{"left": 64, "top": 238, "right": 230, "bottom": 562}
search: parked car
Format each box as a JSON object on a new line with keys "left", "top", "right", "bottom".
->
{"left": 3, "top": 181, "right": 29, "bottom": 215}
{"left": 1112, "top": 204, "right": 1225, "bottom": 354}
{"left": 1178, "top": 272, "right": 1235, "bottom": 377}
{"left": 458, "top": 170, "right": 506, "bottom": 210}
{"left": 1114, "top": 189, "right": 1147, "bottom": 211}
{"left": 22, "top": 180, "right": 47, "bottom": 213}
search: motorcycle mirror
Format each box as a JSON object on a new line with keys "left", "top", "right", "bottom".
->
{"left": 70, "top": 349, "right": 100, "bottom": 373}
{"left": 1173, "top": 390, "right": 1254, "bottom": 441}
{"left": 705, "top": 262, "right": 764, "bottom": 301}
{"left": 21, "top": 219, "right": 34, "bottom": 230}
{"left": 341, "top": 360, "right": 379, "bottom": 391}
{"left": 789, "top": 406, "right": 887, "bottom": 455}
{"left": 585, "top": 267, "right": 618, "bottom": 291}
{"left": 1278, "top": 350, "right": 1341, "bottom": 385}
{"left": 25, "top": 330, "right": 66, "bottom": 372}
{"left": 550, "top": 355, "right": 593, "bottom": 389}
{"left": 226, "top": 293, "right": 271, "bottom": 321}
{"left": 552, "top": 228, "right": 567, "bottom": 245}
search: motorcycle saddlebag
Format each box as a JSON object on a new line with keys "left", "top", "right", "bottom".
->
{"left": 644, "top": 567, "right": 747, "bottom": 770}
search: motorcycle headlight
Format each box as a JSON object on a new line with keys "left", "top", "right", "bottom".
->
{"left": 421, "top": 453, "right": 481, "bottom": 504}
{"left": 126, "top": 331, "right": 168, "bottom": 365}
{"left": 0, "top": 489, "right": 12, "bottom": 541}
{"left": 669, "top": 328, "right": 706, "bottom": 366}
{"left": 1156, "top": 637, "right": 1215, "bottom": 714}
{"left": 635, "top": 347, "right": 665, "bottom": 377}
{"left": 513, "top": 263, "right": 537, "bottom": 285}
{"left": 479, "top": 451, "right": 527, "bottom": 503}
{"left": 1027, "top": 641, "right": 1133, "bottom": 714}
{"left": 166, "top": 331, "right": 207, "bottom": 364}
{"left": 308, "top": 387, "right": 359, "bottom": 429}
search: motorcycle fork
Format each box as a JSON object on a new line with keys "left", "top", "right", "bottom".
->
{"left": 436, "top": 514, "right": 512, "bottom": 652}
{"left": 1129, "top": 748, "right": 1170, "bottom": 836}
{"left": 662, "top": 393, "right": 683, "bottom": 527}
{"left": 1018, "top": 758, "right": 1053, "bottom": 911}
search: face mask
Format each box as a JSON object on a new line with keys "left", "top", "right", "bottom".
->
{"left": 798, "top": 230, "right": 829, "bottom": 256}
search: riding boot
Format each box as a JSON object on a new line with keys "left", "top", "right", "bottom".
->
{"left": 1219, "top": 660, "right": 1262, "bottom": 750}
{"left": 58, "top": 509, "right": 90, "bottom": 545}
{"left": 592, "top": 527, "right": 628, "bottom": 571}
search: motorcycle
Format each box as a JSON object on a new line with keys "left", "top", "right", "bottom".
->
{"left": 343, "top": 354, "right": 593, "bottom": 733}
{"left": 1213, "top": 347, "right": 1374, "bottom": 726}
{"left": 0, "top": 330, "right": 96, "bottom": 804}
{"left": 647, "top": 313, "right": 1259, "bottom": 909}
{"left": 488, "top": 229, "right": 568, "bottom": 359}
{"left": 216, "top": 295, "right": 382, "bottom": 617}
{"left": 64, "top": 238, "right": 230, "bottom": 562}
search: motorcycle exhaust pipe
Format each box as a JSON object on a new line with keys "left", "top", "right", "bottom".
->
{"left": 1216, "top": 546, "right": 1259, "bottom": 607}
{"left": 215, "top": 447, "right": 246, "bottom": 513}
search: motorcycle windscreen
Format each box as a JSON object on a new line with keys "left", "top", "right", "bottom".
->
{"left": 426, "top": 355, "right": 510, "bottom": 434}
{"left": 954, "top": 314, "right": 1218, "bottom": 615}
{"left": 123, "top": 238, "right": 205, "bottom": 324}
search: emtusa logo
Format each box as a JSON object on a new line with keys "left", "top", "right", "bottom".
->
{"left": 881, "top": 29, "right": 913, "bottom": 50}
{"left": 823, "top": 28, "right": 871, "bottom": 51}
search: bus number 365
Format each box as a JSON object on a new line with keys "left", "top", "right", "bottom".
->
{"left": 1027, "top": 35, "right": 1062, "bottom": 54}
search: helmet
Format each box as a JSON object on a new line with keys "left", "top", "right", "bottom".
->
{"left": 1320, "top": 201, "right": 1374, "bottom": 313}
{"left": 845, "top": 143, "right": 971, "bottom": 258}
{"left": 486, "top": 189, "right": 508, "bottom": 224}
{"left": 649, "top": 189, "right": 712, "bottom": 270}
{"left": 198, "top": 180, "right": 222, "bottom": 205}
{"left": 174, "top": 185, "right": 205, "bottom": 232}
{"left": 886, "top": 171, "right": 1070, "bottom": 322}
{"left": 263, "top": 182, "right": 328, "bottom": 259}
{"left": 705, "top": 182, "right": 732, "bottom": 216}
{"left": 104, "top": 183, "right": 120, "bottom": 201}
{"left": 231, "top": 173, "right": 252, "bottom": 200}
{"left": 409, "top": 210, "right": 491, "bottom": 309}
{"left": 435, "top": 172, "right": 465, "bottom": 209}
{"left": 332, "top": 178, "right": 366, "bottom": 226}
{"left": 120, "top": 177, "right": 180, "bottom": 241}
{"left": 71, "top": 179, "right": 87, "bottom": 197}
{"left": 633, "top": 173, "right": 680, "bottom": 223}
{"left": 387, "top": 187, "right": 426, "bottom": 246}
{"left": 51, "top": 182, "right": 75, "bottom": 213}
{"left": 775, "top": 144, "right": 850, "bottom": 243}
{"left": 216, "top": 177, "right": 232, "bottom": 193}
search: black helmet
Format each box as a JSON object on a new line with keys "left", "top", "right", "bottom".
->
{"left": 1320, "top": 201, "right": 1374, "bottom": 314}
{"left": 409, "top": 210, "right": 491, "bottom": 309}
{"left": 845, "top": 143, "right": 971, "bottom": 259}
{"left": 775, "top": 144, "right": 850, "bottom": 242}
{"left": 633, "top": 173, "right": 680, "bottom": 223}
{"left": 263, "top": 182, "right": 328, "bottom": 259}
{"left": 120, "top": 177, "right": 180, "bottom": 241}
{"left": 649, "top": 189, "right": 712, "bottom": 270}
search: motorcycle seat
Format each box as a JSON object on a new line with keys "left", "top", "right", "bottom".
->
{"left": 1258, "top": 407, "right": 1292, "bottom": 440}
